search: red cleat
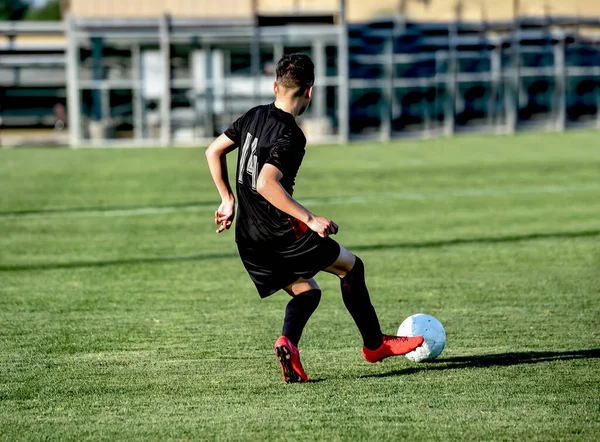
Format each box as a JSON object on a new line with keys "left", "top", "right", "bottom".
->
{"left": 362, "top": 334, "right": 425, "bottom": 363}
{"left": 274, "top": 336, "right": 309, "bottom": 383}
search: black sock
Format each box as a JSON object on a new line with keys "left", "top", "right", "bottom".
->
{"left": 282, "top": 289, "right": 322, "bottom": 346}
{"left": 340, "top": 257, "right": 383, "bottom": 350}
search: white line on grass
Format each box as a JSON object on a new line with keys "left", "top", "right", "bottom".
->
{"left": 2, "top": 183, "right": 600, "bottom": 220}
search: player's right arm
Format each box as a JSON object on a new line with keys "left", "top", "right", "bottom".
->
{"left": 256, "top": 163, "right": 338, "bottom": 238}
{"left": 205, "top": 133, "right": 237, "bottom": 233}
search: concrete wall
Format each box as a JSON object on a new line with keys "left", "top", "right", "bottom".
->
{"left": 348, "top": 0, "right": 600, "bottom": 22}
{"left": 67, "top": 0, "right": 600, "bottom": 21}
{"left": 70, "top": 0, "right": 252, "bottom": 18}
{"left": 69, "top": 0, "right": 338, "bottom": 19}
{"left": 256, "top": 0, "right": 339, "bottom": 14}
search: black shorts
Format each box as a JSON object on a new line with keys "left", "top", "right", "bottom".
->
{"left": 237, "top": 231, "right": 341, "bottom": 298}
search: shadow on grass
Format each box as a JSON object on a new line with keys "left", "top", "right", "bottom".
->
{"left": 1, "top": 228, "right": 598, "bottom": 272}
{"left": 0, "top": 252, "right": 238, "bottom": 272}
{"left": 0, "top": 201, "right": 214, "bottom": 217}
{"left": 361, "top": 348, "right": 600, "bottom": 379}
{"left": 352, "top": 229, "right": 600, "bottom": 252}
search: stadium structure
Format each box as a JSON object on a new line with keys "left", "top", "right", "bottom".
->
{"left": 1, "top": 0, "right": 600, "bottom": 146}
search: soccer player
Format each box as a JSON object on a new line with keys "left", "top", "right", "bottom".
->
{"left": 205, "top": 53, "right": 423, "bottom": 383}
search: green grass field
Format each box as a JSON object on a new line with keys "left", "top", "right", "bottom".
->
{"left": 1, "top": 131, "right": 599, "bottom": 441}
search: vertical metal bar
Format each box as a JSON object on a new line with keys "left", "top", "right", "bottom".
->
{"left": 489, "top": 44, "right": 501, "bottom": 130}
{"left": 91, "top": 37, "right": 103, "bottom": 124}
{"left": 444, "top": 23, "right": 457, "bottom": 136}
{"left": 0, "top": 88, "right": 4, "bottom": 147}
{"left": 381, "top": 29, "right": 393, "bottom": 141}
{"left": 273, "top": 43, "right": 284, "bottom": 64}
{"left": 66, "top": 13, "right": 82, "bottom": 147}
{"left": 505, "top": 17, "right": 520, "bottom": 134}
{"left": 312, "top": 39, "right": 326, "bottom": 120}
{"left": 223, "top": 49, "right": 231, "bottom": 123}
{"left": 132, "top": 43, "right": 144, "bottom": 141}
{"left": 159, "top": 13, "right": 171, "bottom": 147}
{"left": 396, "top": 17, "right": 406, "bottom": 135}
{"left": 398, "top": 14, "right": 408, "bottom": 135}
{"left": 337, "top": 0, "right": 349, "bottom": 143}
{"left": 13, "top": 66, "right": 21, "bottom": 88}
{"left": 596, "top": 67, "right": 600, "bottom": 129}
{"left": 434, "top": 51, "right": 441, "bottom": 133}
{"left": 554, "top": 35, "right": 566, "bottom": 131}
{"left": 204, "top": 45, "right": 214, "bottom": 139}
{"left": 251, "top": 0, "right": 261, "bottom": 107}
{"left": 422, "top": 78, "right": 432, "bottom": 135}
{"left": 101, "top": 87, "right": 110, "bottom": 140}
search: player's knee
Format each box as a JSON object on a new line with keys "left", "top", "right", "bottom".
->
{"left": 298, "top": 288, "right": 322, "bottom": 301}
{"left": 348, "top": 255, "right": 364, "bottom": 279}
{"left": 288, "top": 288, "right": 321, "bottom": 313}
{"left": 340, "top": 255, "right": 367, "bottom": 296}
{"left": 336, "top": 254, "right": 364, "bottom": 283}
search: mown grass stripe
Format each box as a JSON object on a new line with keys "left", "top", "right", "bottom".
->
{"left": 2, "top": 183, "right": 599, "bottom": 220}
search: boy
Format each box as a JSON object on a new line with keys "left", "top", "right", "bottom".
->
{"left": 205, "top": 53, "right": 423, "bottom": 383}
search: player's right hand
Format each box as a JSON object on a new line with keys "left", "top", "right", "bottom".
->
{"left": 307, "top": 216, "right": 338, "bottom": 238}
{"left": 215, "top": 200, "right": 235, "bottom": 234}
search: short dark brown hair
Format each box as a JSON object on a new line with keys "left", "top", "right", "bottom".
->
{"left": 276, "top": 53, "right": 314, "bottom": 95}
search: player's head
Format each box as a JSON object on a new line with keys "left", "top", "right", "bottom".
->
{"left": 274, "top": 53, "right": 314, "bottom": 116}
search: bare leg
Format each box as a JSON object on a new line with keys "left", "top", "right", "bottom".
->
{"left": 283, "top": 277, "right": 320, "bottom": 296}
{"left": 324, "top": 245, "right": 356, "bottom": 278}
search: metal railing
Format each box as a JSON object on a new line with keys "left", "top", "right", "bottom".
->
{"left": 1, "top": 14, "right": 600, "bottom": 147}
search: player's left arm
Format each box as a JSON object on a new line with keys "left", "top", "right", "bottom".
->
{"left": 205, "top": 133, "right": 237, "bottom": 233}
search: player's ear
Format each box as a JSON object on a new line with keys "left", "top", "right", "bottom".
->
{"left": 307, "top": 86, "right": 313, "bottom": 99}
{"left": 273, "top": 81, "right": 278, "bottom": 96}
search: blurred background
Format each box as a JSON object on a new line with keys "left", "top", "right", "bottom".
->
{"left": 1, "top": 0, "right": 600, "bottom": 147}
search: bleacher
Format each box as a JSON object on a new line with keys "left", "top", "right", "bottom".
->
{"left": 2, "top": 0, "right": 600, "bottom": 145}
{"left": 0, "top": 22, "right": 67, "bottom": 145}
{"left": 347, "top": 16, "right": 600, "bottom": 137}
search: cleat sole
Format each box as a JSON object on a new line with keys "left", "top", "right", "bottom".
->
{"left": 275, "top": 345, "right": 304, "bottom": 383}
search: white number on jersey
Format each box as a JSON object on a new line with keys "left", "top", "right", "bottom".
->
{"left": 238, "top": 132, "right": 259, "bottom": 190}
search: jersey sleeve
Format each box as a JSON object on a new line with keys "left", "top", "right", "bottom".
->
{"left": 264, "top": 130, "right": 298, "bottom": 174}
{"left": 223, "top": 114, "right": 243, "bottom": 145}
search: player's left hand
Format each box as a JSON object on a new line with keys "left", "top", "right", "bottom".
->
{"left": 215, "top": 200, "right": 235, "bottom": 233}
{"left": 306, "top": 216, "right": 338, "bottom": 238}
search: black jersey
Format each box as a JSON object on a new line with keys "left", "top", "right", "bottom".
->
{"left": 224, "top": 103, "right": 307, "bottom": 245}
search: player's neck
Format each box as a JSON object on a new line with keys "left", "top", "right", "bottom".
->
{"left": 273, "top": 99, "right": 301, "bottom": 119}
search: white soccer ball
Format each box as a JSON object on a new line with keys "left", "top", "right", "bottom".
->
{"left": 397, "top": 314, "right": 446, "bottom": 362}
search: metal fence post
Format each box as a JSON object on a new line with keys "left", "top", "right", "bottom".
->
{"left": 204, "top": 45, "right": 214, "bottom": 139}
{"left": 505, "top": 18, "right": 520, "bottom": 134}
{"left": 66, "top": 14, "right": 82, "bottom": 147}
{"left": 273, "top": 43, "right": 283, "bottom": 64}
{"left": 337, "top": 0, "right": 349, "bottom": 143}
{"left": 597, "top": 66, "right": 600, "bottom": 129}
{"left": 159, "top": 13, "right": 171, "bottom": 147}
{"left": 381, "top": 25, "right": 394, "bottom": 141}
{"left": 132, "top": 43, "right": 144, "bottom": 141}
{"left": 489, "top": 43, "right": 501, "bottom": 131}
{"left": 312, "top": 39, "right": 326, "bottom": 120}
{"left": 554, "top": 35, "right": 566, "bottom": 131}
{"left": 91, "top": 37, "right": 104, "bottom": 126}
{"left": 251, "top": 0, "right": 261, "bottom": 108}
{"left": 444, "top": 22, "right": 457, "bottom": 136}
